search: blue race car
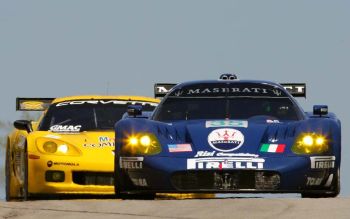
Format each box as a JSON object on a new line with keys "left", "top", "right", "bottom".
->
{"left": 114, "top": 74, "right": 341, "bottom": 199}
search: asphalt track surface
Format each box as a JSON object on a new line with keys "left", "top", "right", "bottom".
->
{"left": 0, "top": 195, "right": 349, "bottom": 219}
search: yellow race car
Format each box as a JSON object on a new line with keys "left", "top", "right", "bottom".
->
{"left": 5, "top": 96, "right": 159, "bottom": 200}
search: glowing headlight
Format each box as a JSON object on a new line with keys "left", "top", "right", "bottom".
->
{"left": 57, "top": 144, "right": 68, "bottom": 153}
{"left": 302, "top": 135, "right": 314, "bottom": 146}
{"left": 129, "top": 137, "right": 138, "bottom": 146}
{"left": 124, "top": 133, "right": 161, "bottom": 155}
{"left": 140, "top": 135, "right": 151, "bottom": 147}
{"left": 292, "top": 133, "right": 329, "bottom": 154}
{"left": 36, "top": 138, "right": 81, "bottom": 156}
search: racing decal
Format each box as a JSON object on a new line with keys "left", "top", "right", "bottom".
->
{"left": 56, "top": 100, "right": 158, "bottom": 107}
{"left": 205, "top": 120, "right": 248, "bottom": 128}
{"left": 310, "top": 156, "right": 335, "bottom": 169}
{"left": 260, "top": 144, "right": 285, "bottom": 153}
{"left": 187, "top": 157, "right": 265, "bottom": 170}
{"left": 324, "top": 174, "right": 334, "bottom": 187}
{"left": 120, "top": 157, "right": 144, "bottom": 169}
{"left": 83, "top": 136, "right": 115, "bottom": 148}
{"left": 47, "top": 160, "right": 79, "bottom": 167}
{"left": 186, "top": 87, "right": 269, "bottom": 95}
{"left": 306, "top": 177, "right": 323, "bottom": 186}
{"left": 194, "top": 150, "right": 259, "bottom": 158}
{"left": 266, "top": 119, "right": 280, "bottom": 123}
{"left": 168, "top": 144, "right": 192, "bottom": 152}
{"left": 168, "top": 84, "right": 288, "bottom": 98}
{"left": 207, "top": 128, "right": 244, "bottom": 152}
{"left": 50, "top": 125, "right": 82, "bottom": 132}
{"left": 131, "top": 178, "right": 148, "bottom": 187}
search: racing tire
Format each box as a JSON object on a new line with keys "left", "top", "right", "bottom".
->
{"left": 5, "top": 141, "right": 12, "bottom": 201}
{"left": 301, "top": 169, "right": 340, "bottom": 198}
{"left": 22, "top": 144, "right": 29, "bottom": 201}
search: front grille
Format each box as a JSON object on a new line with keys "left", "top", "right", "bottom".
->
{"left": 73, "top": 172, "right": 114, "bottom": 186}
{"left": 171, "top": 170, "right": 280, "bottom": 191}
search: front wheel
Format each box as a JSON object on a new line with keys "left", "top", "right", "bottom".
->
{"left": 21, "top": 144, "right": 29, "bottom": 201}
{"left": 5, "top": 142, "right": 12, "bottom": 201}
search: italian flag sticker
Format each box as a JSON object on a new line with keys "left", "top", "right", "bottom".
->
{"left": 260, "top": 144, "right": 285, "bottom": 153}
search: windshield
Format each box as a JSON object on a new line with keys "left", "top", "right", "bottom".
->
{"left": 39, "top": 100, "right": 157, "bottom": 132}
{"left": 153, "top": 97, "right": 302, "bottom": 121}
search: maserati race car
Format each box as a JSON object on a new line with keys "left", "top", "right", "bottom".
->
{"left": 6, "top": 95, "right": 159, "bottom": 200}
{"left": 114, "top": 74, "right": 341, "bottom": 199}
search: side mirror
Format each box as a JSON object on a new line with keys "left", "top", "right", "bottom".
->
{"left": 127, "top": 105, "right": 142, "bottom": 118}
{"left": 14, "top": 120, "right": 33, "bottom": 133}
{"left": 313, "top": 105, "right": 328, "bottom": 116}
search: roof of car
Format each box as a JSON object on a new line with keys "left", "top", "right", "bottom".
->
{"left": 52, "top": 95, "right": 160, "bottom": 104}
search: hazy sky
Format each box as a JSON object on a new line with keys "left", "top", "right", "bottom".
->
{"left": 0, "top": 0, "right": 349, "bottom": 197}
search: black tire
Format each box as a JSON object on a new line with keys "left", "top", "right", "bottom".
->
{"left": 22, "top": 144, "right": 29, "bottom": 201}
{"left": 5, "top": 141, "right": 12, "bottom": 201}
{"left": 302, "top": 169, "right": 340, "bottom": 198}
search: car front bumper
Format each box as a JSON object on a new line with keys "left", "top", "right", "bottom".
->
{"left": 28, "top": 153, "right": 114, "bottom": 195}
{"left": 117, "top": 155, "right": 338, "bottom": 194}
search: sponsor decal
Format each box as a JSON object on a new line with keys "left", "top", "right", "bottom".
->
{"left": 324, "top": 174, "right": 334, "bottom": 187}
{"left": 56, "top": 100, "right": 157, "bottom": 107}
{"left": 169, "top": 85, "right": 288, "bottom": 98}
{"left": 194, "top": 150, "right": 259, "bottom": 158}
{"left": 50, "top": 125, "right": 81, "bottom": 132}
{"left": 207, "top": 128, "right": 244, "bottom": 152}
{"left": 20, "top": 101, "right": 45, "bottom": 110}
{"left": 168, "top": 144, "right": 192, "bottom": 152}
{"left": 120, "top": 157, "right": 144, "bottom": 169}
{"left": 187, "top": 157, "right": 265, "bottom": 170}
{"left": 306, "top": 177, "right": 323, "bottom": 186}
{"left": 187, "top": 87, "right": 268, "bottom": 95}
{"left": 260, "top": 144, "right": 285, "bottom": 153}
{"left": 83, "top": 136, "right": 115, "bottom": 148}
{"left": 310, "top": 156, "right": 335, "bottom": 169}
{"left": 131, "top": 178, "right": 148, "bottom": 187}
{"left": 47, "top": 160, "right": 79, "bottom": 167}
{"left": 205, "top": 120, "right": 248, "bottom": 128}
{"left": 266, "top": 119, "right": 280, "bottom": 123}
{"left": 47, "top": 161, "right": 53, "bottom": 167}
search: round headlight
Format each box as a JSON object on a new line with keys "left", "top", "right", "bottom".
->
{"left": 57, "top": 144, "right": 68, "bottom": 153}
{"left": 302, "top": 135, "right": 314, "bottom": 146}
{"left": 129, "top": 137, "right": 138, "bottom": 146}
{"left": 140, "top": 135, "right": 151, "bottom": 147}
{"left": 43, "top": 141, "right": 58, "bottom": 153}
{"left": 316, "top": 136, "right": 325, "bottom": 145}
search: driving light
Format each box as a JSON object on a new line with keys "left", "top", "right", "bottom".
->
{"left": 292, "top": 133, "right": 329, "bottom": 154}
{"left": 125, "top": 133, "right": 161, "bottom": 155}
{"left": 43, "top": 141, "right": 58, "bottom": 153}
{"left": 57, "top": 144, "right": 68, "bottom": 153}
{"left": 129, "top": 137, "right": 138, "bottom": 146}
{"left": 140, "top": 135, "right": 151, "bottom": 147}
{"left": 302, "top": 135, "right": 314, "bottom": 146}
{"left": 316, "top": 136, "right": 325, "bottom": 145}
{"left": 36, "top": 138, "right": 81, "bottom": 156}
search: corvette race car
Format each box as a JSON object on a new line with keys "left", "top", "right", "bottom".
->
{"left": 114, "top": 74, "right": 341, "bottom": 199}
{"left": 6, "top": 95, "right": 159, "bottom": 200}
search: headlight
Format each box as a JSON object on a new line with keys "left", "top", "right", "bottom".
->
{"left": 291, "top": 133, "right": 329, "bottom": 154}
{"left": 36, "top": 138, "right": 81, "bottom": 156}
{"left": 124, "top": 133, "right": 161, "bottom": 155}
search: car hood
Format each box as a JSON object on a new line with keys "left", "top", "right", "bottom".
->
{"left": 152, "top": 119, "right": 306, "bottom": 157}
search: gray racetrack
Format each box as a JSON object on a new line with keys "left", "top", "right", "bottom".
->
{"left": 0, "top": 197, "right": 349, "bottom": 219}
